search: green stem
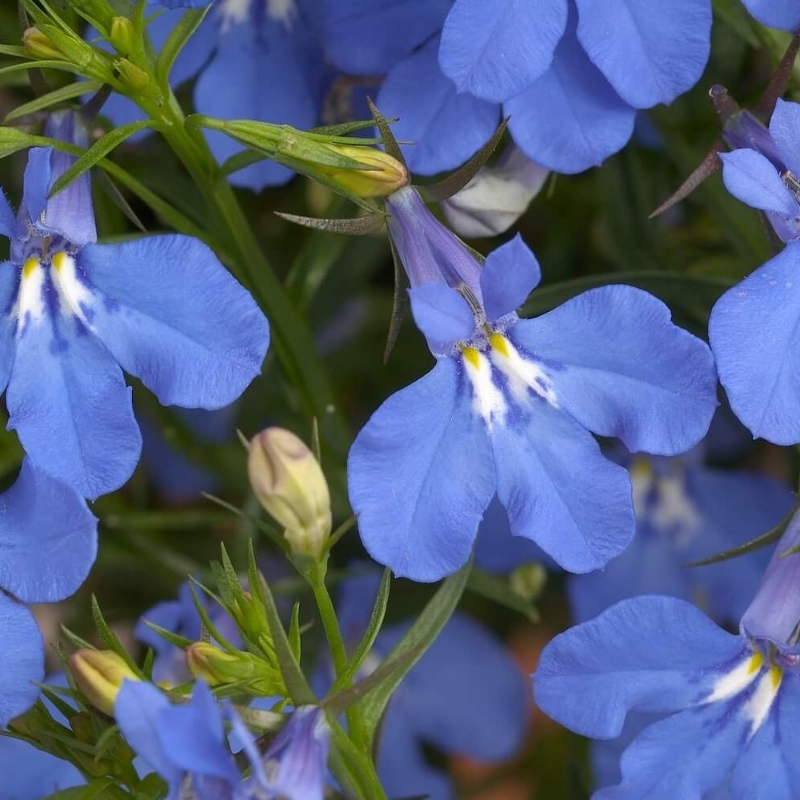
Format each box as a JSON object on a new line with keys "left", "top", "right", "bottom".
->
{"left": 137, "top": 91, "right": 351, "bottom": 462}
{"left": 306, "top": 560, "right": 370, "bottom": 753}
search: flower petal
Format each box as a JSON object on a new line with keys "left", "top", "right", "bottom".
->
{"left": 474, "top": 497, "right": 548, "bottom": 573}
{"left": 480, "top": 234, "right": 541, "bottom": 323}
{"left": 505, "top": 17, "right": 636, "bottom": 174}
{"left": 6, "top": 283, "right": 141, "bottom": 499}
{"left": 492, "top": 400, "right": 634, "bottom": 572}
{"left": 0, "top": 732, "right": 84, "bottom": 796}
{"left": 511, "top": 286, "right": 718, "bottom": 454}
{"left": 595, "top": 702, "right": 745, "bottom": 799}
{"left": 0, "top": 595, "right": 43, "bottom": 727}
{"left": 719, "top": 149, "right": 799, "bottom": 217}
{"left": 381, "top": 614, "right": 527, "bottom": 761}
{"left": 79, "top": 236, "right": 269, "bottom": 410}
{"left": 194, "top": 16, "right": 318, "bottom": 189}
{"left": 115, "top": 681, "right": 184, "bottom": 789}
{"left": 768, "top": 99, "right": 800, "bottom": 179}
{"left": 730, "top": 708, "right": 794, "bottom": 800}
{"left": 533, "top": 596, "right": 743, "bottom": 738}
{"left": 741, "top": 0, "right": 800, "bottom": 31}
{"left": 709, "top": 243, "right": 800, "bottom": 444}
{"left": 0, "top": 261, "right": 19, "bottom": 394}
{"left": 439, "top": 0, "right": 567, "bottom": 102}
{"left": 575, "top": 0, "right": 710, "bottom": 108}
{"left": 348, "top": 359, "right": 495, "bottom": 581}
{"left": 0, "top": 190, "right": 16, "bottom": 239}
{"left": 378, "top": 38, "right": 501, "bottom": 176}
{"left": 322, "top": 0, "right": 451, "bottom": 75}
{"left": 408, "top": 282, "right": 476, "bottom": 343}
{"left": 0, "top": 460, "right": 96, "bottom": 604}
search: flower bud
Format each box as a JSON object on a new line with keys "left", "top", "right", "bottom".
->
{"left": 510, "top": 562, "right": 547, "bottom": 602}
{"left": 109, "top": 17, "right": 138, "bottom": 57}
{"left": 23, "top": 28, "right": 67, "bottom": 61}
{"left": 187, "top": 642, "right": 285, "bottom": 695}
{"left": 114, "top": 59, "right": 150, "bottom": 92}
{"left": 69, "top": 650, "right": 140, "bottom": 716}
{"left": 316, "top": 145, "right": 408, "bottom": 198}
{"left": 248, "top": 428, "right": 332, "bottom": 559}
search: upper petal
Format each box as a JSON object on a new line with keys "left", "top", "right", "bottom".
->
{"left": 378, "top": 38, "right": 501, "bottom": 176}
{"left": 505, "top": 17, "right": 636, "bottom": 174}
{"left": 79, "top": 236, "right": 269, "bottom": 410}
{"left": 768, "top": 99, "right": 800, "bottom": 179}
{"left": 0, "top": 261, "right": 19, "bottom": 396}
{"left": 0, "top": 460, "right": 97, "bottom": 604}
{"left": 709, "top": 243, "right": 800, "bottom": 444}
{"left": 719, "top": 149, "right": 799, "bottom": 218}
{"left": 480, "top": 234, "right": 541, "bottom": 323}
{"left": 408, "top": 282, "right": 476, "bottom": 344}
{"left": 0, "top": 595, "right": 43, "bottom": 727}
{"left": 322, "top": 0, "right": 451, "bottom": 75}
{"left": 575, "top": 0, "right": 711, "bottom": 108}
{"left": 6, "top": 275, "right": 141, "bottom": 499}
{"left": 348, "top": 358, "right": 495, "bottom": 582}
{"left": 741, "top": 0, "right": 800, "bottom": 31}
{"left": 0, "top": 190, "right": 16, "bottom": 239}
{"left": 510, "top": 286, "right": 718, "bottom": 454}
{"left": 492, "top": 399, "right": 634, "bottom": 572}
{"left": 533, "top": 596, "right": 743, "bottom": 738}
{"left": 439, "top": 0, "right": 567, "bottom": 102}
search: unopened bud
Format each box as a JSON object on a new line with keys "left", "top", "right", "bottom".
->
{"left": 69, "top": 650, "right": 140, "bottom": 716}
{"left": 109, "top": 17, "right": 138, "bottom": 57}
{"left": 187, "top": 642, "right": 284, "bottom": 695}
{"left": 510, "top": 562, "right": 547, "bottom": 602}
{"left": 115, "top": 58, "right": 150, "bottom": 91}
{"left": 23, "top": 27, "right": 66, "bottom": 61}
{"left": 248, "top": 428, "right": 332, "bottom": 559}
{"left": 317, "top": 145, "right": 408, "bottom": 198}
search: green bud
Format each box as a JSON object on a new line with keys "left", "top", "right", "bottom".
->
{"left": 114, "top": 58, "right": 150, "bottom": 92}
{"left": 248, "top": 428, "right": 332, "bottom": 559}
{"left": 109, "top": 17, "right": 138, "bottom": 57}
{"left": 509, "top": 562, "right": 548, "bottom": 602}
{"left": 186, "top": 642, "right": 285, "bottom": 695}
{"left": 70, "top": 0, "right": 118, "bottom": 31}
{"left": 68, "top": 649, "right": 140, "bottom": 716}
{"left": 314, "top": 144, "right": 409, "bottom": 198}
{"left": 22, "top": 27, "right": 68, "bottom": 61}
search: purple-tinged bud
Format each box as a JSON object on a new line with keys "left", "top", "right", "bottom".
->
{"left": 248, "top": 428, "right": 332, "bottom": 559}
{"left": 722, "top": 109, "right": 786, "bottom": 172}
{"left": 386, "top": 186, "right": 484, "bottom": 301}
{"left": 69, "top": 650, "right": 141, "bottom": 716}
{"left": 741, "top": 507, "right": 800, "bottom": 647}
{"left": 442, "top": 146, "right": 548, "bottom": 238}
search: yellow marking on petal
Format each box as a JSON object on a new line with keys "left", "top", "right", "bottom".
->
{"left": 52, "top": 251, "right": 67, "bottom": 272}
{"left": 462, "top": 346, "right": 481, "bottom": 370}
{"left": 748, "top": 652, "right": 764, "bottom": 674}
{"left": 22, "top": 258, "right": 39, "bottom": 279}
{"left": 489, "top": 333, "right": 510, "bottom": 357}
{"left": 630, "top": 457, "right": 653, "bottom": 483}
{"left": 771, "top": 663, "right": 783, "bottom": 690}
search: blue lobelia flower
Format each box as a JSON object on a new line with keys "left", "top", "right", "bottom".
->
{"left": 741, "top": 0, "right": 800, "bottom": 31}
{"left": 0, "top": 460, "right": 97, "bottom": 726}
{"left": 113, "top": 0, "right": 331, "bottom": 190}
{"left": 327, "top": 570, "right": 527, "bottom": 800}
{"left": 348, "top": 186, "right": 718, "bottom": 582}
{"left": 321, "top": 0, "right": 711, "bottom": 175}
{"left": 534, "top": 507, "right": 800, "bottom": 799}
{"left": 0, "top": 111, "right": 269, "bottom": 499}
{"left": 567, "top": 450, "right": 795, "bottom": 625}
{"left": 136, "top": 580, "right": 243, "bottom": 687}
{"left": 710, "top": 98, "right": 800, "bottom": 444}
{"left": 116, "top": 680, "right": 329, "bottom": 800}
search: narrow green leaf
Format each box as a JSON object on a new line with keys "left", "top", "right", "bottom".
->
{"left": 47, "top": 780, "right": 130, "bottom": 799}
{"left": 288, "top": 601, "right": 302, "bottom": 662}
{"left": 187, "top": 581, "right": 239, "bottom": 652}
{"left": 154, "top": 6, "right": 211, "bottom": 86}
{"left": 329, "top": 569, "right": 391, "bottom": 694}
{"left": 90, "top": 596, "right": 143, "bottom": 675}
{"left": 0, "top": 126, "right": 53, "bottom": 158}
{"left": 141, "top": 621, "right": 193, "bottom": 651}
{"left": 4, "top": 80, "right": 102, "bottom": 122}
{"left": 326, "top": 559, "right": 471, "bottom": 745}
{"left": 685, "top": 500, "right": 800, "bottom": 567}
{"left": 248, "top": 543, "right": 316, "bottom": 704}
{"left": 59, "top": 625, "right": 95, "bottom": 652}
{"left": 466, "top": 566, "right": 539, "bottom": 623}
{"left": 49, "top": 120, "right": 157, "bottom": 198}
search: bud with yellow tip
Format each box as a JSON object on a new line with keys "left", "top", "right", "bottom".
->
{"left": 186, "top": 642, "right": 285, "bottom": 695}
{"left": 248, "top": 428, "right": 332, "bottom": 559}
{"left": 314, "top": 145, "right": 409, "bottom": 198}
{"left": 22, "top": 27, "right": 67, "bottom": 61}
{"left": 68, "top": 649, "right": 141, "bottom": 716}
